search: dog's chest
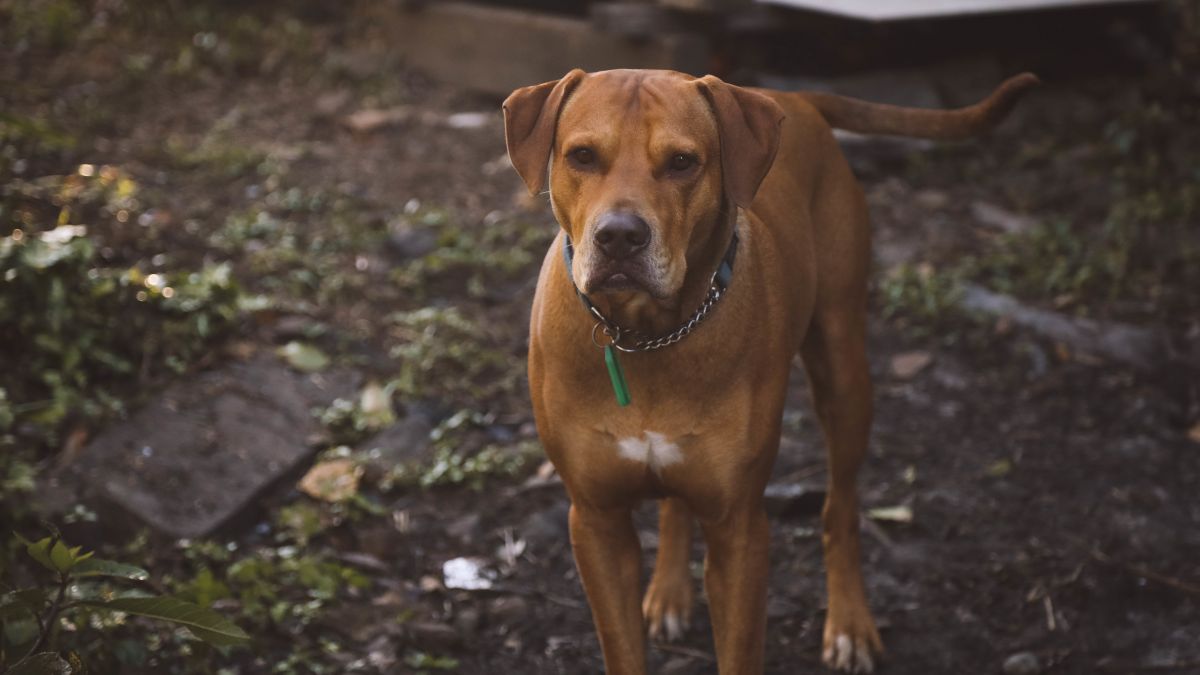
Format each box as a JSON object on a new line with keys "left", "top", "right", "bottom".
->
{"left": 615, "top": 430, "right": 683, "bottom": 475}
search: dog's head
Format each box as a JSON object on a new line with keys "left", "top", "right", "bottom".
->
{"left": 504, "top": 69, "right": 783, "bottom": 301}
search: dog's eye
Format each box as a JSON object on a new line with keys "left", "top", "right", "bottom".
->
{"left": 668, "top": 153, "right": 697, "bottom": 173}
{"left": 569, "top": 147, "right": 595, "bottom": 166}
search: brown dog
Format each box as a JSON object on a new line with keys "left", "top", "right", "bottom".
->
{"left": 504, "top": 69, "right": 1036, "bottom": 674}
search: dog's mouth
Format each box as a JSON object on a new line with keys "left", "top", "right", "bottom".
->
{"left": 591, "top": 271, "right": 643, "bottom": 293}
{"left": 582, "top": 258, "right": 662, "bottom": 296}
{"left": 579, "top": 248, "right": 675, "bottom": 298}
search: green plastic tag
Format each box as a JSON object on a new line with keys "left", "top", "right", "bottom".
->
{"left": 604, "top": 345, "right": 631, "bottom": 407}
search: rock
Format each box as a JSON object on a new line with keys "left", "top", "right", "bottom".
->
{"left": 357, "top": 413, "right": 434, "bottom": 474}
{"left": 487, "top": 596, "right": 530, "bottom": 624}
{"left": 316, "top": 601, "right": 402, "bottom": 643}
{"left": 454, "top": 606, "right": 482, "bottom": 636}
{"left": 520, "top": 501, "right": 569, "bottom": 548}
{"left": 336, "top": 551, "right": 390, "bottom": 574}
{"left": 62, "top": 355, "right": 358, "bottom": 538}
{"left": 1002, "top": 651, "right": 1041, "bottom": 675}
{"left": 385, "top": 220, "right": 439, "bottom": 261}
{"left": 314, "top": 89, "right": 352, "bottom": 118}
{"left": 891, "top": 351, "right": 934, "bottom": 379}
{"left": 930, "top": 357, "right": 971, "bottom": 391}
{"left": 443, "top": 111, "right": 492, "bottom": 130}
{"left": 767, "top": 596, "right": 802, "bottom": 619}
{"left": 959, "top": 283, "right": 1167, "bottom": 373}
{"left": 446, "top": 513, "right": 482, "bottom": 542}
{"left": 589, "top": 2, "right": 671, "bottom": 38}
{"left": 365, "top": 634, "right": 398, "bottom": 670}
{"left": 763, "top": 483, "right": 826, "bottom": 518}
{"left": 971, "top": 201, "right": 1036, "bottom": 234}
{"left": 914, "top": 189, "right": 950, "bottom": 210}
{"left": 270, "top": 314, "right": 324, "bottom": 341}
{"left": 661, "top": 656, "right": 696, "bottom": 674}
{"left": 407, "top": 621, "right": 460, "bottom": 650}
{"left": 834, "top": 129, "right": 936, "bottom": 169}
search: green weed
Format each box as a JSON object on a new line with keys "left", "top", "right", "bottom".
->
{"left": 388, "top": 307, "right": 521, "bottom": 403}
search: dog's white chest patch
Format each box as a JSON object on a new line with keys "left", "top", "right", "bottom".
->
{"left": 616, "top": 431, "right": 683, "bottom": 474}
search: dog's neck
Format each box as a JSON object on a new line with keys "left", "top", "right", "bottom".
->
{"left": 587, "top": 206, "right": 737, "bottom": 338}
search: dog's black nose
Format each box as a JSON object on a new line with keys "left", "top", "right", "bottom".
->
{"left": 594, "top": 212, "right": 649, "bottom": 259}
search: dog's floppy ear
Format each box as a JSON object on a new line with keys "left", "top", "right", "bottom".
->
{"left": 696, "top": 75, "right": 785, "bottom": 208}
{"left": 503, "top": 69, "right": 586, "bottom": 196}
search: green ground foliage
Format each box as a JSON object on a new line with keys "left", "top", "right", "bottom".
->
{"left": 879, "top": 80, "right": 1199, "bottom": 336}
{"left": 1, "top": 2, "right": 546, "bottom": 671}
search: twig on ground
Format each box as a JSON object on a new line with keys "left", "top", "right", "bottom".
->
{"left": 860, "top": 515, "right": 896, "bottom": 551}
{"left": 652, "top": 642, "right": 716, "bottom": 663}
{"left": 778, "top": 464, "right": 827, "bottom": 482}
{"left": 492, "top": 584, "right": 586, "bottom": 609}
{"left": 1091, "top": 548, "right": 1200, "bottom": 596}
{"left": 1097, "top": 660, "right": 1200, "bottom": 671}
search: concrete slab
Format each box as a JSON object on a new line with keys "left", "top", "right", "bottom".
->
{"left": 757, "top": 0, "right": 1155, "bottom": 22}
{"left": 378, "top": 2, "right": 708, "bottom": 96}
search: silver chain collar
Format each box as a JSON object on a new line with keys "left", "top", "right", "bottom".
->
{"left": 588, "top": 268, "right": 727, "bottom": 353}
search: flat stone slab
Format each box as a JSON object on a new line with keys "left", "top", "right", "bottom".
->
{"left": 71, "top": 355, "right": 359, "bottom": 539}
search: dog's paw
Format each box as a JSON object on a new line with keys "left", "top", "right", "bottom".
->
{"left": 642, "top": 575, "right": 693, "bottom": 642}
{"left": 822, "top": 609, "right": 883, "bottom": 673}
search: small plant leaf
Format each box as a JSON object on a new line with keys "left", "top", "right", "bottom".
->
{"left": 986, "top": 459, "right": 1014, "bottom": 477}
{"left": 17, "top": 535, "right": 58, "bottom": 572}
{"left": 7, "top": 652, "right": 75, "bottom": 675}
{"left": 277, "top": 341, "right": 329, "bottom": 372}
{"left": 82, "top": 596, "right": 251, "bottom": 647}
{"left": 49, "top": 540, "right": 78, "bottom": 572}
{"left": 0, "top": 588, "right": 48, "bottom": 620}
{"left": 72, "top": 558, "right": 150, "bottom": 581}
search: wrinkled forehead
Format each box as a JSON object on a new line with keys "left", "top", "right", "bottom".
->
{"left": 556, "top": 70, "right": 718, "bottom": 151}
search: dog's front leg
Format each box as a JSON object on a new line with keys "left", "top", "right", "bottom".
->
{"left": 569, "top": 503, "right": 647, "bottom": 674}
{"left": 701, "top": 504, "right": 771, "bottom": 675}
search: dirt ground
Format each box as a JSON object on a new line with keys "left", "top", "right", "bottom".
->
{"left": 4, "top": 3, "right": 1199, "bottom": 674}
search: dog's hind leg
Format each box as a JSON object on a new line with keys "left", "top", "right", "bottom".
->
{"left": 643, "top": 497, "right": 695, "bottom": 642}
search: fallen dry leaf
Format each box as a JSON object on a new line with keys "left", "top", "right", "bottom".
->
{"left": 867, "top": 505, "right": 914, "bottom": 524}
{"left": 299, "top": 459, "right": 362, "bottom": 502}
{"left": 359, "top": 381, "right": 395, "bottom": 429}
{"left": 891, "top": 350, "right": 933, "bottom": 379}
{"left": 341, "top": 106, "right": 413, "bottom": 133}
{"left": 55, "top": 425, "right": 90, "bottom": 470}
{"left": 987, "top": 458, "right": 1013, "bottom": 477}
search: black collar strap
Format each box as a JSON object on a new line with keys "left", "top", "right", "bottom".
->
{"left": 561, "top": 228, "right": 739, "bottom": 353}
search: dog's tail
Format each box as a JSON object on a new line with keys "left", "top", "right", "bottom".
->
{"left": 790, "top": 73, "right": 1039, "bottom": 140}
